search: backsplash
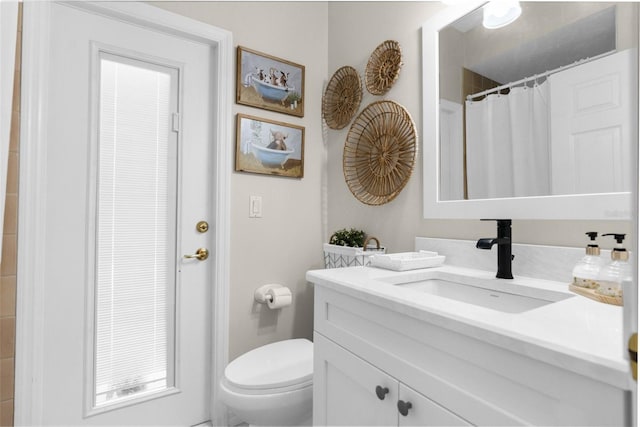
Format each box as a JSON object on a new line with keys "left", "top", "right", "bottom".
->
{"left": 415, "top": 237, "right": 610, "bottom": 283}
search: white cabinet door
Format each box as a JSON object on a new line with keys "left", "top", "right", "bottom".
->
{"left": 398, "top": 384, "right": 471, "bottom": 427}
{"left": 314, "top": 333, "right": 398, "bottom": 426}
{"left": 314, "top": 333, "right": 473, "bottom": 427}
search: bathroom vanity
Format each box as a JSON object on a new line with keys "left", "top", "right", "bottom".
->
{"left": 307, "top": 263, "right": 631, "bottom": 426}
{"left": 308, "top": 1, "right": 638, "bottom": 424}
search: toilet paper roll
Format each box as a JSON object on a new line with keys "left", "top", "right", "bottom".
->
{"left": 266, "top": 287, "right": 292, "bottom": 309}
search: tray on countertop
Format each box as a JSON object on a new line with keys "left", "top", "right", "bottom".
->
{"left": 569, "top": 284, "right": 623, "bottom": 306}
{"left": 370, "top": 250, "right": 446, "bottom": 271}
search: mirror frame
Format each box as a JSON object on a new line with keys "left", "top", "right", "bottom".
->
{"left": 422, "top": 1, "right": 634, "bottom": 220}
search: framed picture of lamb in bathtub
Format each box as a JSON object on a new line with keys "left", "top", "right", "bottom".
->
{"left": 236, "top": 46, "right": 305, "bottom": 117}
{"left": 235, "top": 114, "right": 305, "bottom": 178}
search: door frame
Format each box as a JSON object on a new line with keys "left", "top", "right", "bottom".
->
{"left": 14, "top": 2, "right": 233, "bottom": 425}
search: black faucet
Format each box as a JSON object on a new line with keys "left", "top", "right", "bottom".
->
{"left": 476, "top": 219, "right": 513, "bottom": 279}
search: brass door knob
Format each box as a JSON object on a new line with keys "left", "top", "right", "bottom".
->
{"left": 196, "top": 221, "right": 209, "bottom": 233}
{"left": 184, "top": 248, "right": 209, "bottom": 261}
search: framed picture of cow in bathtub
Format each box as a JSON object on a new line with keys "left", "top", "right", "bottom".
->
{"left": 237, "top": 46, "right": 305, "bottom": 117}
{"left": 235, "top": 114, "right": 305, "bottom": 178}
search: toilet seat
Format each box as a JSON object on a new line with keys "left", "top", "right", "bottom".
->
{"left": 224, "top": 338, "right": 313, "bottom": 392}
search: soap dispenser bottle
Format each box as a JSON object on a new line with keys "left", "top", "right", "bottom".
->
{"left": 572, "top": 232, "right": 604, "bottom": 289}
{"left": 597, "top": 233, "right": 631, "bottom": 297}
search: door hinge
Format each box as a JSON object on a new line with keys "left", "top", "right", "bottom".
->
{"left": 629, "top": 333, "right": 637, "bottom": 381}
{"left": 172, "top": 113, "right": 181, "bottom": 133}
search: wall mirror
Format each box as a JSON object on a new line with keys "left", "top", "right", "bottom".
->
{"left": 422, "top": 1, "right": 638, "bottom": 219}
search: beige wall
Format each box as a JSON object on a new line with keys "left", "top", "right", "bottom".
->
{"left": 439, "top": 25, "right": 464, "bottom": 104}
{"left": 151, "top": 2, "right": 327, "bottom": 361}
{"left": 327, "top": 1, "right": 630, "bottom": 254}
{"left": 152, "top": 0, "right": 631, "bottom": 363}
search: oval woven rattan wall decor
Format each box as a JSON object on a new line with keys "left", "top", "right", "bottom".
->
{"left": 323, "top": 66, "right": 363, "bottom": 130}
{"left": 364, "top": 40, "right": 403, "bottom": 95}
{"left": 343, "top": 100, "right": 417, "bottom": 205}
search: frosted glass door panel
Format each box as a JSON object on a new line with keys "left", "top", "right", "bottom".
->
{"left": 95, "top": 55, "right": 178, "bottom": 407}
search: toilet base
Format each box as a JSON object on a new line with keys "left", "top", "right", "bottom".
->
{"left": 248, "top": 416, "right": 311, "bottom": 427}
{"left": 220, "top": 379, "right": 312, "bottom": 426}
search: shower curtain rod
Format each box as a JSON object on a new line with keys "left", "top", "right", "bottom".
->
{"left": 466, "top": 50, "right": 614, "bottom": 101}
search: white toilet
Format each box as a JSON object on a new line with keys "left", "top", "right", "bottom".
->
{"left": 219, "top": 338, "right": 313, "bottom": 426}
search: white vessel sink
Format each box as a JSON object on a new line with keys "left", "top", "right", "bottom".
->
{"left": 381, "top": 269, "right": 574, "bottom": 313}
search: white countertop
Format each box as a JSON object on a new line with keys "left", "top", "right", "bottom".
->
{"left": 306, "top": 264, "right": 632, "bottom": 391}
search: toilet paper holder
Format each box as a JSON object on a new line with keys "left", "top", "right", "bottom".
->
{"left": 254, "top": 284, "right": 286, "bottom": 304}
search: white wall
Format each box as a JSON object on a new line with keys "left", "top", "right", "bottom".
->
{"left": 327, "top": 1, "right": 631, "bottom": 254}
{"left": 152, "top": 1, "right": 327, "bottom": 361}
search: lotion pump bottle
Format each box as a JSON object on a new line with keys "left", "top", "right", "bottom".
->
{"left": 572, "top": 232, "right": 603, "bottom": 289}
{"left": 597, "top": 233, "right": 630, "bottom": 297}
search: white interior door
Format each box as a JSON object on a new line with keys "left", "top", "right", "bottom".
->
{"left": 550, "top": 49, "right": 637, "bottom": 195}
{"left": 36, "top": 2, "right": 214, "bottom": 424}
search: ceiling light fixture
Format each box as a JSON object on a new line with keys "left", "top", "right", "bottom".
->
{"left": 483, "top": 0, "right": 522, "bottom": 29}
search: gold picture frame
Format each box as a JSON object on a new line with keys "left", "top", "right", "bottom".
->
{"left": 236, "top": 46, "right": 305, "bottom": 117}
{"left": 235, "top": 114, "right": 305, "bottom": 178}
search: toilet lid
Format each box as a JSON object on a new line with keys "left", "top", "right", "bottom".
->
{"left": 225, "top": 339, "right": 313, "bottom": 390}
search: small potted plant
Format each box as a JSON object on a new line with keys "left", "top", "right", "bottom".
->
{"left": 324, "top": 228, "right": 385, "bottom": 268}
{"left": 329, "top": 228, "right": 365, "bottom": 248}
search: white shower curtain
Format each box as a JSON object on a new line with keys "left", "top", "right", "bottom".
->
{"left": 465, "top": 81, "right": 550, "bottom": 199}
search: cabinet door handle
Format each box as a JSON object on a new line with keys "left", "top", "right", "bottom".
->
{"left": 375, "top": 385, "right": 389, "bottom": 400}
{"left": 397, "top": 400, "right": 412, "bottom": 416}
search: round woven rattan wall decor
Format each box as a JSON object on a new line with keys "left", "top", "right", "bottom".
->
{"left": 343, "top": 100, "right": 417, "bottom": 206}
{"left": 323, "top": 66, "right": 363, "bottom": 130}
{"left": 364, "top": 40, "right": 403, "bottom": 95}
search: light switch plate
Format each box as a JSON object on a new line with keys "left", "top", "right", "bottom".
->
{"left": 249, "top": 195, "right": 262, "bottom": 218}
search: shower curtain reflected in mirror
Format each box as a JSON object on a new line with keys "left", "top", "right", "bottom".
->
{"left": 465, "top": 81, "right": 550, "bottom": 200}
